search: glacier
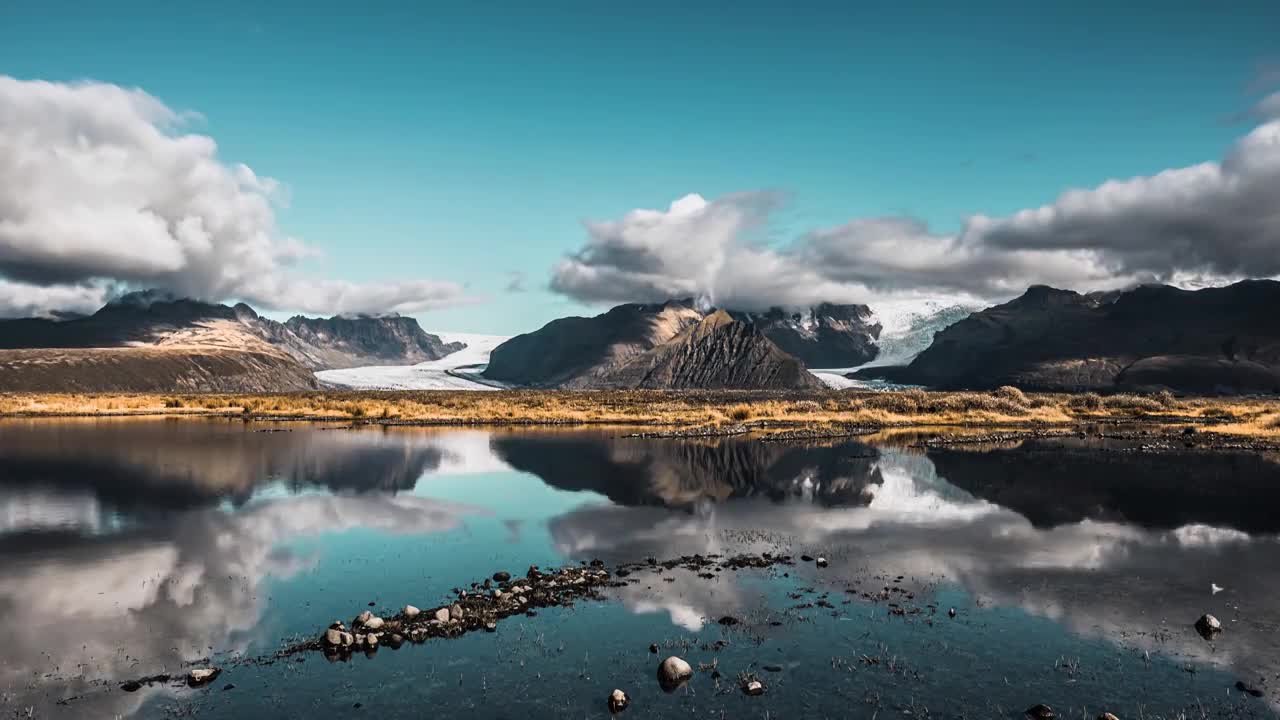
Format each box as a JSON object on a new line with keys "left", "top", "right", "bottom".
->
{"left": 811, "top": 299, "right": 980, "bottom": 389}
{"left": 314, "top": 332, "right": 511, "bottom": 390}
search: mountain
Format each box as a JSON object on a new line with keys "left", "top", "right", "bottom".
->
{"left": 483, "top": 299, "right": 872, "bottom": 389}
{"left": 0, "top": 290, "right": 464, "bottom": 392}
{"left": 851, "top": 280, "right": 1280, "bottom": 393}
{"left": 482, "top": 300, "right": 705, "bottom": 387}
{"left": 730, "top": 303, "right": 880, "bottom": 368}
{"left": 597, "top": 310, "right": 827, "bottom": 390}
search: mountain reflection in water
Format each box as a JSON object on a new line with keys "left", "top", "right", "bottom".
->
{"left": 0, "top": 419, "right": 1276, "bottom": 718}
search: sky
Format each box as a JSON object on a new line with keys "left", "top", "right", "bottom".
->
{"left": 1, "top": 0, "right": 1278, "bottom": 334}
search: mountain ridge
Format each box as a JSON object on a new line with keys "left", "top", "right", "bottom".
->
{"left": 851, "top": 279, "right": 1280, "bottom": 393}
{"left": 0, "top": 291, "right": 465, "bottom": 392}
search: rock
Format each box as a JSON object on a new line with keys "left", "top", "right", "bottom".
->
{"left": 187, "top": 667, "right": 221, "bottom": 687}
{"left": 324, "top": 628, "right": 343, "bottom": 646}
{"left": 387, "top": 634, "right": 404, "bottom": 649}
{"left": 762, "top": 664, "right": 783, "bottom": 673}
{"left": 485, "top": 621, "right": 497, "bottom": 632}
{"left": 1097, "top": 714, "right": 1120, "bottom": 720}
{"left": 1025, "top": 705, "right": 1055, "bottom": 720}
{"left": 403, "top": 605, "right": 420, "bottom": 619}
{"left": 363, "top": 616, "right": 385, "bottom": 630}
{"left": 657, "top": 656, "right": 694, "bottom": 692}
{"left": 800, "top": 555, "right": 814, "bottom": 562}
{"left": 1236, "top": 681, "right": 1264, "bottom": 697}
{"left": 355, "top": 610, "right": 373, "bottom": 625}
{"left": 448, "top": 603, "right": 464, "bottom": 620}
{"left": 365, "top": 633, "right": 379, "bottom": 648}
{"left": 607, "top": 688, "right": 630, "bottom": 713}
{"left": 434, "top": 607, "right": 450, "bottom": 623}
{"left": 649, "top": 643, "right": 659, "bottom": 654}
{"left": 717, "top": 615, "right": 740, "bottom": 626}
{"left": 341, "top": 631, "right": 355, "bottom": 647}
{"left": 815, "top": 557, "right": 829, "bottom": 568}
{"left": 948, "top": 608, "right": 957, "bottom": 618}
{"left": 742, "top": 679, "right": 765, "bottom": 696}
{"left": 1183, "top": 426, "right": 1197, "bottom": 436}
{"left": 1195, "top": 613, "right": 1222, "bottom": 639}
{"left": 493, "top": 571, "right": 511, "bottom": 582}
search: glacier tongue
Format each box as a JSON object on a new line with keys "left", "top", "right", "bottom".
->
{"left": 809, "top": 299, "right": 982, "bottom": 389}
{"left": 314, "top": 332, "right": 511, "bottom": 390}
{"left": 861, "top": 300, "right": 979, "bottom": 368}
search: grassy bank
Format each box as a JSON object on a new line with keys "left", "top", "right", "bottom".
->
{"left": 2, "top": 388, "right": 1278, "bottom": 437}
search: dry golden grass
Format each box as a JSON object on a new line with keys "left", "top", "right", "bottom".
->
{"left": 3, "top": 388, "right": 1277, "bottom": 435}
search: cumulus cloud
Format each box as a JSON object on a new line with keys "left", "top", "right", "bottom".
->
{"left": 553, "top": 103, "right": 1280, "bottom": 309}
{"left": 0, "top": 76, "right": 468, "bottom": 317}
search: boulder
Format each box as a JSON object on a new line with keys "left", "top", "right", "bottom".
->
{"left": 607, "top": 688, "right": 630, "bottom": 714}
{"left": 434, "top": 607, "right": 450, "bottom": 623}
{"left": 742, "top": 679, "right": 765, "bottom": 696}
{"left": 1097, "top": 714, "right": 1121, "bottom": 720}
{"left": 363, "top": 616, "right": 385, "bottom": 630}
{"left": 815, "top": 557, "right": 829, "bottom": 568}
{"left": 355, "top": 610, "right": 373, "bottom": 625}
{"left": 1025, "top": 705, "right": 1055, "bottom": 720}
{"left": 448, "top": 603, "right": 464, "bottom": 620}
{"left": 657, "top": 656, "right": 694, "bottom": 692}
{"left": 187, "top": 667, "right": 221, "bottom": 688}
{"left": 403, "top": 605, "right": 421, "bottom": 619}
{"left": 1195, "top": 613, "right": 1222, "bottom": 639}
{"left": 324, "top": 628, "right": 343, "bottom": 647}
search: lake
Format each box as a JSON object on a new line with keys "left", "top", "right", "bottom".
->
{"left": 0, "top": 418, "right": 1276, "bottom": 719}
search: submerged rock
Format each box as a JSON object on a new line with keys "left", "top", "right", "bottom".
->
{"left": 1235, "top": 681, "right": 1264, "bottom": 697}
{"left": 187, "top": 667, "right": 221, "bottom": 688}
{"left": 607, "top": 688, "right": 630, "bottom": 713}
{"left": 648, "top": 643, "right": 659, "bottom": 654}
{"left": 1195, "top": 613, "right": 1222, "bottom": 639}
{"left": 657, "top": 656, "right": 694, "bottom": 692}
{"left": 1025, "top": 705, "right": 1055, "bottom": 720}
{"left": 493, "top": 571, "right": 511, "bottom": 582}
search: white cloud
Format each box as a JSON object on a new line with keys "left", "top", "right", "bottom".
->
{"left": 553, "top": 106, "right": 1280, "bottom": 309}
{"left": 0, "top": 76, "right": 469, "bottom": 317}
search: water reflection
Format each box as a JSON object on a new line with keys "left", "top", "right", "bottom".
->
{"left": 492, "top": 434, "right": 884, "bottom": 508}
{"left": 0, "top": 420, "right": 1276, "bottom": 717}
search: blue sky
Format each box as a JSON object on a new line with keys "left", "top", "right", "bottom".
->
{"left": 1, "top": 1, "right": 1278, "bottom": 333}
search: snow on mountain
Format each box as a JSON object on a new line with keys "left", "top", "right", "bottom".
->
{"left": 314, "top": 332, "right": 511, "bottom": 390}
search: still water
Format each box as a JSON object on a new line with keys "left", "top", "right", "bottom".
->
{"left": 0, "top": 418, "right": 1276, "bottom": 719}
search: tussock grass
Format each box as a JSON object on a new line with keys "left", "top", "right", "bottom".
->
{"left": 3, "top": 387, "right": 1271, "bottom": 434}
